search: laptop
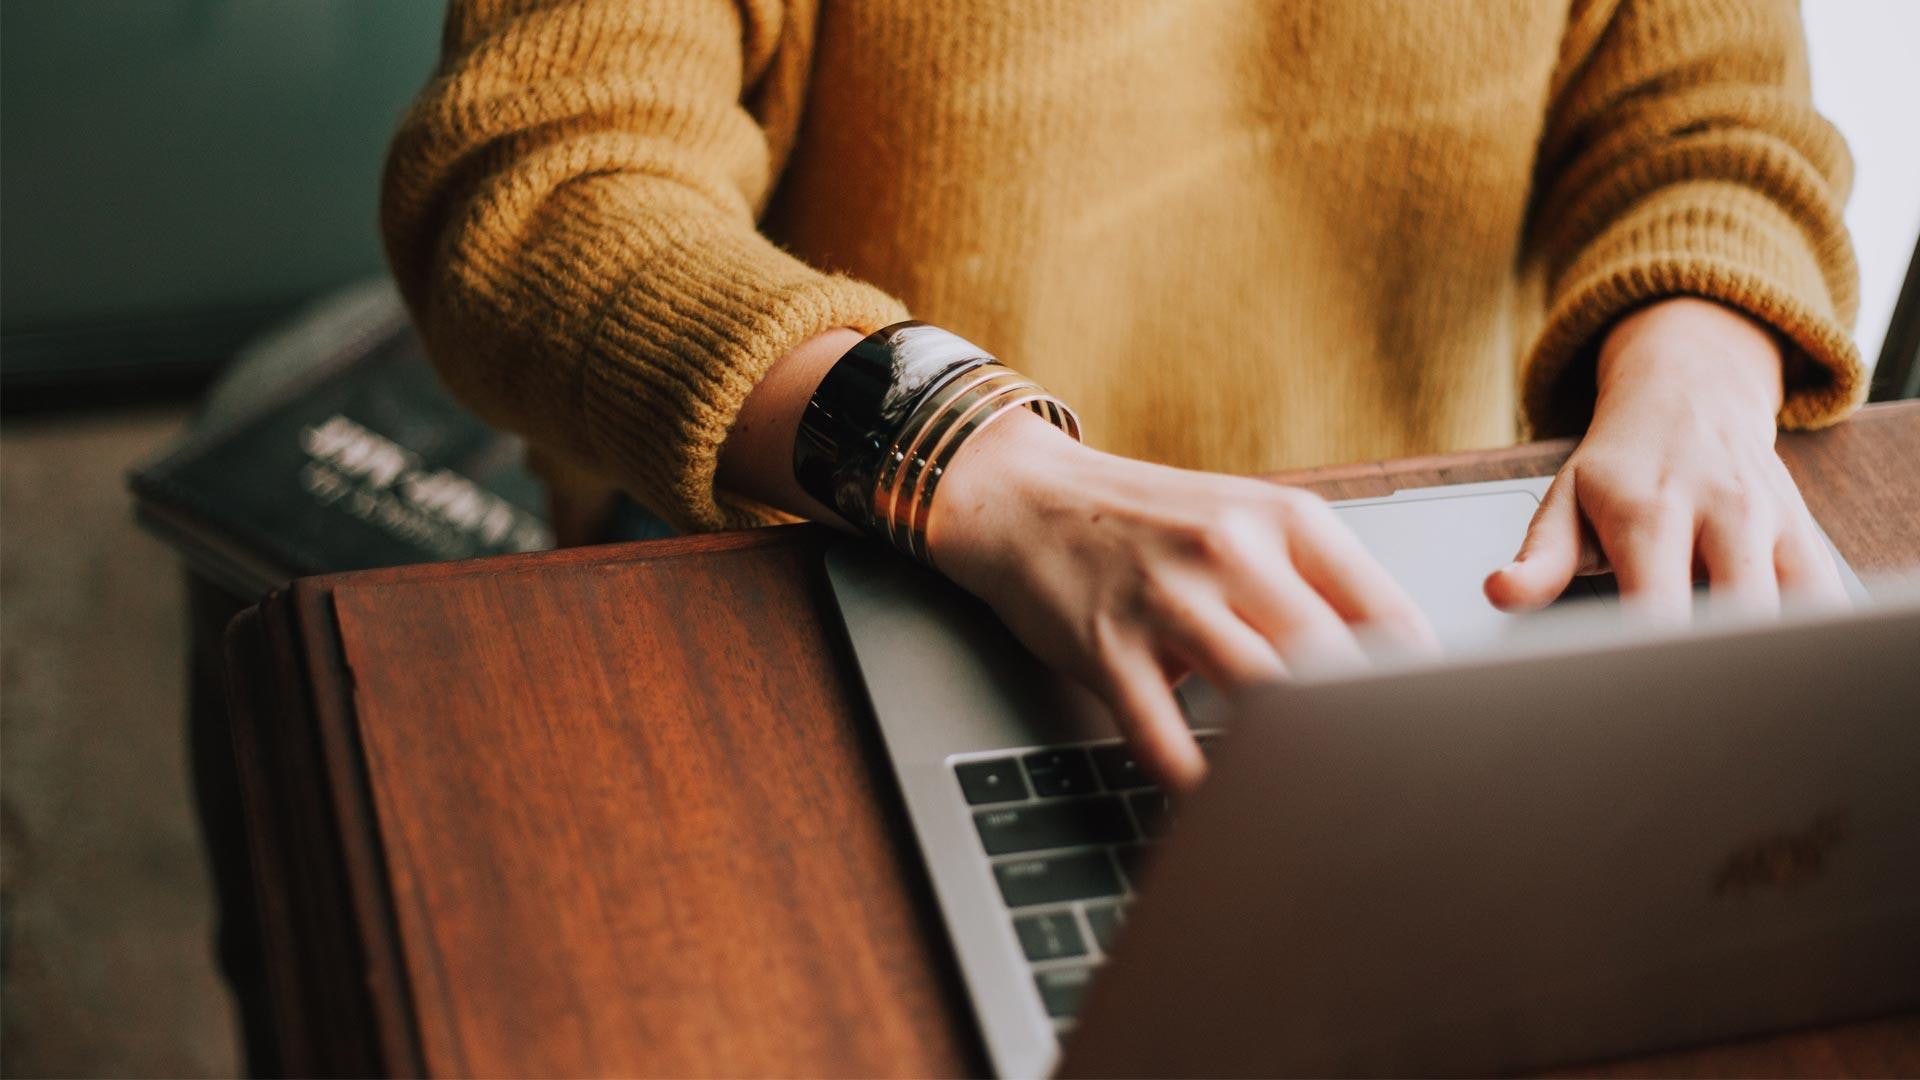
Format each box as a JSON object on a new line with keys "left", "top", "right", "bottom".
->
{"left": 822, "top": 476, "right": 1913, "bottom": 1077}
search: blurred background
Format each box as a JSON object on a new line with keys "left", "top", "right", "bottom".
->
{"left": 3, "top": 4, "right": 446, "bottom": 1075}
{"left": 3, "top": 1, "right": 442, "bottom": 405}
{"left": 1, "top": 1, "right": 1916, "bottom": 1076}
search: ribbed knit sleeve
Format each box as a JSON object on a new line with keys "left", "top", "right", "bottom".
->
{"left": 380, "top": 0, "right": 907, "bottom": 531}
{"left": 1521, "top": 0, "right": 1861, "bottom": 437}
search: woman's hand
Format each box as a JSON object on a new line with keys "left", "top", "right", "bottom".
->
{"left": 719, "top": 327, "right": 1433, "bottom": 791}
{"left": 929, "top": 411, "right": 1438, "bottom": 792}
{"left": 1485, "top": 297, "right": 1847, "bottom": 621}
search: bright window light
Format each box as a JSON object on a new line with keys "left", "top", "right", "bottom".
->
{"left": 1804, "top": 1, "right": 1920, "bottom": 373}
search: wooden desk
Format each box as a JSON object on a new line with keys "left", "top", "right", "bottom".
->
{"left": 226, "top": 401, "right": 1920, "bottom": 1078}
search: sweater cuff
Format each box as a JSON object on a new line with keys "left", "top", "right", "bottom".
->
{"left": 578, "top": 224, "right": 909, "bottom": 533}
{"left": 1522, "top": 181, "right": 1864, "bottom": 437}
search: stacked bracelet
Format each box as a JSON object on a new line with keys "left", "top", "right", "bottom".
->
{"left": 794, "top": 322, "right": 1080, "bottom": 566}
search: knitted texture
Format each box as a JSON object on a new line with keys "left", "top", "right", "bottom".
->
{"left": 382, "top": 0, "right": 1860, "bottom": 532}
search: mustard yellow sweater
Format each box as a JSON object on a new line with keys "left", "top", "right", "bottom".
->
{"left": 382, "top": 0, "right": 1861, "bottom": 533}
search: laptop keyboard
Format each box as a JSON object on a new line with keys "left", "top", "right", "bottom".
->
{"left": 951, "top": 733, "right": 1218, "bottom": 1035}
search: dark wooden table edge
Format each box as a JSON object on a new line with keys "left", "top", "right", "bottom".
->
{"left": 226, "top": 587, "right": 427, "bottom": 1077}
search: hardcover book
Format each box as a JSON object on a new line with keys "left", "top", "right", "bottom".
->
{"left": 130, "top": 281, "right": 554, "bottom": 598}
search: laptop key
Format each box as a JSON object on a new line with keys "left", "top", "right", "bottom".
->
{"left": 974, "top": 796, "right": 1135, "bottom": 856}
{"left": 1035, "top": 966, "right": 1095, "bottom": 1019}
{"left": 1088, "top": 742, "right": 1152, "bottom": 790}
{"left": 1128, "top": 792, "right": 1170, "bottom": 839}
{"left": 955, "top": 757, "right": 1030, "bottom": 805}
{"left": 1084, "top": 902, "right": 1126, "bottom": 953}
{"left": 1022, "top": 748, "right": 1098, "bottom": 798}
{"left": 1013, "top": 911, "right": 1087, "bottom": 961}
{"left": 994, "top": 850, "right": 1125, "bottom": 907}
{"left": 1114, "top": 843, "right": 1151, "bottom": 888}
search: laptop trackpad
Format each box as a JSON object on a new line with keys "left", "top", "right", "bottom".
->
{"left": 1333, "top": 490, "right": 1591, "bottom": 651}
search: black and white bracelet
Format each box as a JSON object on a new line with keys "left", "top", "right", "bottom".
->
{"left": 793, "top": 322, "right": 1081, "bottom": 565}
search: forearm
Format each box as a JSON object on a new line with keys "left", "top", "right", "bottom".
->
{"left": 716, "top": 328, "right": 866, "bottom": 526}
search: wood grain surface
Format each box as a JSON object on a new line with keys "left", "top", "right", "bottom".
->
{"left": 227, "top": 402, "right": 1920, "bottom": 1078}
{"left": 331, "top": 540, "right": 976, "bottom": 1077}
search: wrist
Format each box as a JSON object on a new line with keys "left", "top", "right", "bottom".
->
{"left": 718, "top": 327, "right": 866, "bottom": 525}
{"left": 789, "top": 322, "right": 1080, "bottom": 561}
{"left": 927, "top": 407, "right": 1090, "bottom": 565}
{"left": 1595, "top": 298, "right": 1785, "bottom": 425}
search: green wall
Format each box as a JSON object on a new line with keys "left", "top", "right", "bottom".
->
{"left": 2, "top": 1, "right": 445, "bottom": 335}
